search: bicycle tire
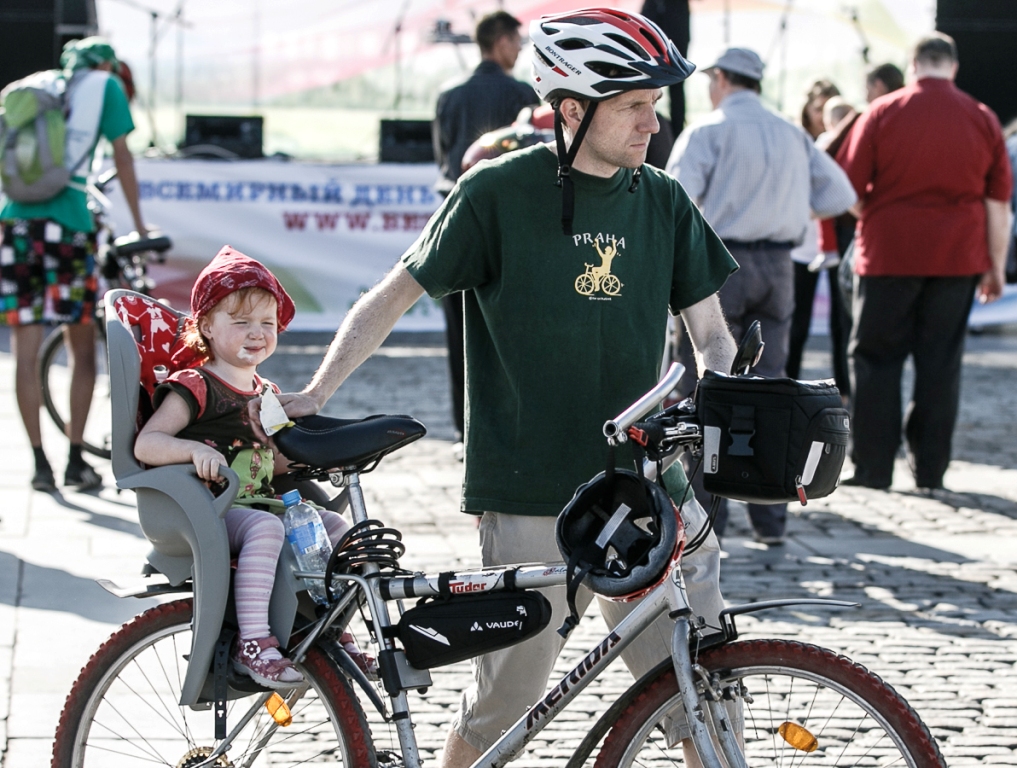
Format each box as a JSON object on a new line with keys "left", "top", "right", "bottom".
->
{"left": 52, "top": 599, "right": 378, "bottom": 768}
{"left": 593, "top": 638, "right": 945, "bottom": 767}
{"left": 40, "top": 323, "right": 112, "bottom": 460}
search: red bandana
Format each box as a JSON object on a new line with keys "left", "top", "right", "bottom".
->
{"left": 190, "top": 245, "right": 296, "bottom": 330}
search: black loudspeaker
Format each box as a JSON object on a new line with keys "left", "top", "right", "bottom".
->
{"left": 182, "top": 115, "right": 264, "bottom": 159}
{"left": 0, "top": 0, "right": 97, "bottom": 90}
{"left": 379, "top": 119, "right": 435, "bottom": 163}
{"left": 937, "top": 0, "right": 1017, "bottom": 123}
{"left": 1, "top": 1, "right": 58, "bottom": 89}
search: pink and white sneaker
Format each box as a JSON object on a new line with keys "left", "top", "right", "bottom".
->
{"left": 232, "top": 635, "right": 304, "bottom": 689}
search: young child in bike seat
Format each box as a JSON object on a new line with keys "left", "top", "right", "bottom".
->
{"left": 134, "top": 246, "right": 374, "bottom": 688}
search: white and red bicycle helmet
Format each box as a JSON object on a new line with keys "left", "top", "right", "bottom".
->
{"left": 530, "top": 8, "right": 694, "bottom": 103}
{"left": 528, "top": 8, "right": 695, "bottom": 235}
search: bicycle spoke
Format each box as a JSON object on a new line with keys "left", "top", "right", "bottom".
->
{"left": 89, "top": 715, "right": 174, "bottom": 765}
{"left": 79, "top": 740, "right": 174, "bottom": 765}
{"left": 115, "top": 672, "right": 191, "bottom": 739}
{"left": 146, "top": 641, "right": 192, "bottom": 740}
{"left": 169, "top": 634, "right": 196, "bottom": 747}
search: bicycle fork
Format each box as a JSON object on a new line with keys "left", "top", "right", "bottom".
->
{"left": 665, "top": 572, "right": 748, "bottom": 768}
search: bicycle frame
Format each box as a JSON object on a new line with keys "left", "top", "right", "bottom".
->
{"left": 196, "top": 362, "right": 743, "bottom": 768}
{"left": 281, "top": 464, "right": 739, "bottom": 768}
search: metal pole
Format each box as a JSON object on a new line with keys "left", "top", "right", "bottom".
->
{"left": 252, "top": 0, "right": 260, "bottom": 108}
{"left": 176, "top": 1, "right": 184, "bottom": 137}
{"left": 148, "top": 10, "right": 158, "bottom": 147}
{"left": 53, "top": 0, "right": 65, "bottom": 66}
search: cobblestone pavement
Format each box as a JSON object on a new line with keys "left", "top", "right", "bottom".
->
{"left": 1, "top": 328, "right": 1016, "bottom": 766}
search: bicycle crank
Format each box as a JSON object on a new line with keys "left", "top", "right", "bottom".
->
{"left": 176, "top": 746, "right": 234, "bottom": 768}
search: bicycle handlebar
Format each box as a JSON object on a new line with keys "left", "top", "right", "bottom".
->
{"left": 95, "top": 167, "right": 118, "bottom": 193}
{"left": 603, "top": 362, "right": 685, "bottom": 442}
{"left": 112, "top": 233, "right": 173, "bottom": 257}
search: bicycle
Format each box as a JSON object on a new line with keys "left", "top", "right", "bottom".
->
{"left": 39, "top": 168, "right": 171, "bottom": 459}
{"left": 51, "top": 334, "right": 945, "bottom": 767}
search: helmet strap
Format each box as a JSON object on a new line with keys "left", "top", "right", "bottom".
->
{"left": 628, "top": 166, "right": 643, "bottom": 193}
{"left": 557, "top": 549, "right": 593, "bottom": 638}
{"left": 553, "top": 101, "right": 599, "bottom": 236}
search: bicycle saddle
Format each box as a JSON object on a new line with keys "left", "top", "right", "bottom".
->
{"left": 275, "top": 414, "right": 427, "bottom": 471}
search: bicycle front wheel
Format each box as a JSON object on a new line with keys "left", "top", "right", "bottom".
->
{"left": 40, "top": 323, "right": 112, "bottom": 459}
{"left": 52, "top": 599, "right": 377, "bottom": 768}
{"left": 595, "top": 639, "right": 945, "bottom": 767}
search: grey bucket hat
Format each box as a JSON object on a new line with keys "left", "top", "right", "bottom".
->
{"left": 704, "top": 47, "right": 765, "bottom": 81}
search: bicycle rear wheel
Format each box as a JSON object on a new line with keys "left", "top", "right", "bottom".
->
{"left": 52, "top": 599, "right": 377, "bottom": 768}
{"left": 40, "top": 323, "right": 112, "bottom": 459}
{"left": 594, "top": 639, "right": 945, "bottom": 767}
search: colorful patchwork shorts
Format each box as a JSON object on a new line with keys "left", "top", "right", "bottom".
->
{"left": 0, "top": 218, "right": 98, "bottom": 326}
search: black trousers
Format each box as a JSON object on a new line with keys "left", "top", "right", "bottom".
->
{"left": 442, "top": 292, "right": 466, "bottom": 441}
{"left": 849, "top": 275, "right": 978, "bottom": 488}
{"left": 786, "top": 261, "right": 851, "bottom": 396}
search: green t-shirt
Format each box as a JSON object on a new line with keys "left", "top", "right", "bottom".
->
{"left": 0, "top": 74, "right": 135, "bottom": 233}
{"left": 403, "top": 145, "right": 737, "bottom": 517}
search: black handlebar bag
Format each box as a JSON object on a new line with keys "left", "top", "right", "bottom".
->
{"left": 696, "top": 371, "right": 850, "bottom": 504}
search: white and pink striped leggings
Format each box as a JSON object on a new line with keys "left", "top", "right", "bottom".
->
{"left": 225, "top": 506, "right": 351, "bottom": 641}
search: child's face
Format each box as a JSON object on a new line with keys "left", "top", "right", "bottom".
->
{"left": 201, "top": 292, "right": 278, "bottom": 370}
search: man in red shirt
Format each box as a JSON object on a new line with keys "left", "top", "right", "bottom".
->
{"left": 837, "top": 32, "right": 1012, "bottom": 491}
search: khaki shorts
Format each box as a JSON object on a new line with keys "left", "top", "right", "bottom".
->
{"left": 452, "top": 497, "right": 724, "bottom": 752}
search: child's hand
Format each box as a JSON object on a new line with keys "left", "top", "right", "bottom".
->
{"left": 191, "top": 445, "right": 229, "bottom": 481}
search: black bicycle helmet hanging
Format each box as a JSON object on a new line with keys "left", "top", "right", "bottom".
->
{"left": 555, "top": 469, "right": 684, "bottom": 636}
{"left": 529, "top": 8, "right": 697, "bottom": 235}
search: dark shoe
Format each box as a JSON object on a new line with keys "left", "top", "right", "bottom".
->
{"left": 232, "top": 636, "right": 303, "bottom": 689}
{"left": 840, "top": 475, "right": 890, "bottom": 490}
{"left": 64, "top": 461, "right": 102, "bottom": 491}
{"left": 31, "top": 465, "right": 57, "bottom": 492}
{"left": 339, "top": 632, "right": 379, "bottom": 680}
{"left": 752, "top": 531, "right": 785, "bottom": 546}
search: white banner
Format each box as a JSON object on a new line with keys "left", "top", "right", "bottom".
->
{"left": 106, "top": 158, "right": 1017, "bottom": 333}
{"left": 107, "top": 159, "right": 444, "bottom": 330}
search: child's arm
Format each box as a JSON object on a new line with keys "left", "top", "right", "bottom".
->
{"left": 135, "top": 391, "right": 230, "bottom": 481}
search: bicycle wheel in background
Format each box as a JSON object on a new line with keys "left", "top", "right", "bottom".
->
{"left": 594, "top": 639, "right": 945, "bottom": 767}
{"left": 52, "top": 599, "right": 377, "bottom": 768}
{"left": 40, "top": 323, "right": 112, "bottom": 460}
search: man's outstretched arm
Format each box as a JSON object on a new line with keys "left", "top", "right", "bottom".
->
{"left": 280, "top": 262, "right": 426, "bottom": 417}
{"left": 679, "top": 292, "right": 736, "bottom": 376}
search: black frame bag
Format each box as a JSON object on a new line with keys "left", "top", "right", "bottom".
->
{"left": 396, "top": 591, "right": 552, "bottom": 669}
{"left": 696, "top": 371, "right": 850, "bottom": 505}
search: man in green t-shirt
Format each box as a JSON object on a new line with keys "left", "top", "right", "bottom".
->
{"left": 280, "top": 9, "right": 737, "bottom": 767}
{"left": 0, "top": 37, "right": 147, "bottom": 492}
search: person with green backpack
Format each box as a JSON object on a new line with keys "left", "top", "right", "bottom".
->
{"left": 0, "top": 37, "right": 147, "bottom": 492}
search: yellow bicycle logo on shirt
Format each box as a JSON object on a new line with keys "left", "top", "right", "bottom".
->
{"left": 575, "top": 237, "right": 623, "bottom": 297}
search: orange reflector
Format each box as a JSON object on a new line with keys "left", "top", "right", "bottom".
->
{"left": 778, "top": 721, "right": 818, "bottom": 752}
{"left": 266, "top": 693, "right": 292, "bottom": 726}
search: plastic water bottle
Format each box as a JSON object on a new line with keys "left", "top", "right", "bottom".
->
{"left": 282, "top": 490, "right": 333, "bottom": 604}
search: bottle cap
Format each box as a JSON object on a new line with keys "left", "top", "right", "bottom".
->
{"left": 281, "top": 489, "right": 301, "bottom": 506}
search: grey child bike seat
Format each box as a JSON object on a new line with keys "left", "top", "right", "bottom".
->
{"left": 105, "top": 289, "right": 305, "bottom": 706}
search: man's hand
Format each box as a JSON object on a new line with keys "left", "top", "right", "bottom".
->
{"left": 246, "top": 392, "right": 322, "bottom": 443}
{"left": 278, "top": 392, "right": 323, "bottom": 419}
{"left": 978, "top": 267, "right": 1005, "bottom": 304}
{"left": 191, "top": 445, "right": 228, "bottom": 481}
